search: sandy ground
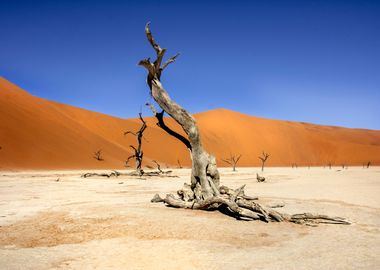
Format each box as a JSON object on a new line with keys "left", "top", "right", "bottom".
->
{"left": 0, "top": 167, "right": 379, "bottom": 270}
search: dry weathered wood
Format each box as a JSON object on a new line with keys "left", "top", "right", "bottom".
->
{"left": 289, "top": 213, "right": 350, "bottom": 225}
{"left": 256, "top": 173, "right": 266, "bottom": 182}
{"left": 124, "top": 113, "right": 147, "bottom": 176}
{"left": 140, "top": 23, "right": 219, "bottom": 199}
{"left": 82, "top": 171, "right": 120, "bottom": 178}
{"left": 146, "top": 103, "right": 192, "bottom": 151}
{"left": 152, "top": 193, "right": 261, "bottom": 220}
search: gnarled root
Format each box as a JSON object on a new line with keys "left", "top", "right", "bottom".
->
{"left": 151, "top": 184, "right": 350, "bottom": 225}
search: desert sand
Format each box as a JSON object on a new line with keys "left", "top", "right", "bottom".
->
{"left": 1, "top": 76, "right": 380, "bottom": 170}
{"left": 0, "top": 167, "right": 379, "bottom": 270}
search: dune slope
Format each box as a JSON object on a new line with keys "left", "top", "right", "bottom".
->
{"left": 1, "top": 77, "right": 379, "bottom": 169}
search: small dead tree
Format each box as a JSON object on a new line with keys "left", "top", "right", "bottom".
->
{"left": 151, "top": 160, "right": 173, "bottom": 175}
{"left": 177, "top": 159, "right": 183, "bottom": 169}
{"left": 140, "top": 23, "right": 349, "bottom": 225}
{"left": 258, "top": 152, "right": 270, "bottom": 172}
{"left": 93, "top": 149, "right": 104, "bottom": 161}
{"left": 367, "top": 161, "right": 371, "bottom": 168}
{"left": 124, "top": 113, "right": 147, "bottom": 176}
{"left": 153, "top": 160, "right": 163, "bottom": 173}
{"left": 222, "top": 154, "right": 242, "bottom": 171}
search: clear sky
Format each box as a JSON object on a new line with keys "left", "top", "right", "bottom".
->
{"left": 1, "top": 0, "right": 379, "bottom": 129}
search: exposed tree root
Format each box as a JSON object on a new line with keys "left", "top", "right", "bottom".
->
{"left": 151, "top": 184, "right": 350, "bottom": 226}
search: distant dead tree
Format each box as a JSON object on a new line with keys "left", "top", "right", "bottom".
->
{"left": 140, "top": 23, "right": 349, "bottom": 225}
{"left": 328, "top": 163, "right": 332, "bottom": 169}
{"left": 291, "top": 163, "right": 298, "bottom": 169}
{"left": 124, "top": 113, "right": 147, "bottom": 176}
{"left": 258, "top": 152, "right": 270, "bottom": 172}
{"left": 177, "top": 159, "right": 183, "bottom": 169}
{"left": 93, "top": 149, "right": 104, "bottom": 161}
{"left": 153, "top": 160, "right": 163, "bottom": 173}
{"left": 367, "top": 161, "right": 371, "bottom": 168}
{"left": 222, "top": 154, "right": 242, "bottom": 171}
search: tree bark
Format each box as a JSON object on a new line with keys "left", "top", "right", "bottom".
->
{"left": 139, "top": 23, "right": 219, "bottom": 199}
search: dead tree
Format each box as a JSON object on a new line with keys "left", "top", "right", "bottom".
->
{"left": 258, "top": 152, "right": 270, "bottom": 172}
{"left": 177, "top": 159, "right": 183, "bottom": 169}
{"left": 93, "top": 149, "right": 104, "bottom": 161}
{"left": 222, "top": 154, "right": 242, "bottom": 171}
{"left": 152, "top": 160, "right": 173, "bottom": 175}
{"left": 153, "top": 160, "right": 163, "bottom": 173}
{"left": 367, "top": 161, "right": 371, "bottom": 168}
{"left": 140, "top": 23, "right": 349, "bottom": 225}
{"left": 124, "top": 113, "right": 147, "bottom": 176}
{"left": 140, "top": 25, "right": 219, "bottom": 200}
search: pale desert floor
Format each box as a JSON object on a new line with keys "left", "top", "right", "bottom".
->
{"left": 0, "top": 167, "right": 379, "bottom": 270}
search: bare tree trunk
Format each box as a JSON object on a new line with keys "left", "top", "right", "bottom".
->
{"left": 177, "top": 159, "right": 183, "bottom": 169}
{"left": 139, "top": 23, "right": 219, "bottom": 199}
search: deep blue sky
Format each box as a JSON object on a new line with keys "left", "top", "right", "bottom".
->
{"left": 1, "top": 0, "right": 379, "bottom": 129}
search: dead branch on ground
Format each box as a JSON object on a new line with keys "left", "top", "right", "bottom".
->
{"left": 256, "top": 173, "right": 265, "bottom": 182}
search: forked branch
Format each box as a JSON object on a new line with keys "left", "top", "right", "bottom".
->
{"left": 146, "top": 102, "right": 191, "bottom": 150}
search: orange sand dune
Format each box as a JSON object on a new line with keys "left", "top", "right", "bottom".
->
{"left": 1, "top": 77, "right": 379, "bottom": 170}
